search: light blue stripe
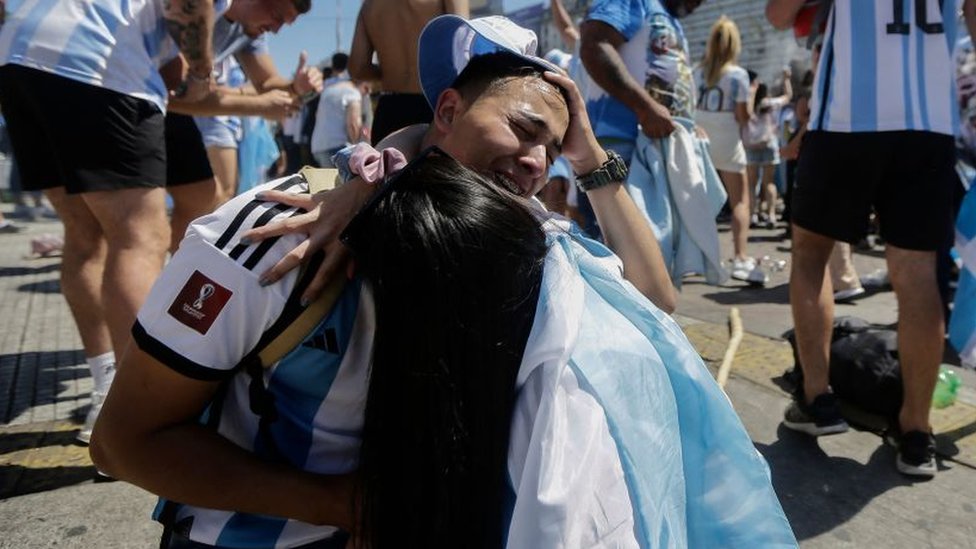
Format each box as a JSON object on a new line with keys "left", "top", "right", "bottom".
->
{"left": 56, "top": 2, "right": 122, "bottom": 79}
{"left": 945, "top": 0, "right": 961, "bottom": 135}
{"left": 949, "top": 269, "right": 976, "bottom": 362}
{"left": 256, "top": 282, "right": 361, "bottom": 466}
{"left": 915, "top": 21, "right": 930, "bottom": 131}
{"left": 850, "top": 1, "right": 877, "bottom": 131}
{"left": 7, "top": 0, "right": 59, "bottom": 61}
{"left": 216, "top": 513, "right": 287, "bottom": 548}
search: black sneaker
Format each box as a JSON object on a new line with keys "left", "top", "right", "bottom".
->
{"left": 783, "top": 392, "right": 850, "bottom": 436}
{"left": 887, "top": 430, "right": 936, "bottom": 478}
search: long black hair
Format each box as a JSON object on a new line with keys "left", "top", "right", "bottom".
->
{"left": 345, "top": 153, "right": 548, "bottom": 548}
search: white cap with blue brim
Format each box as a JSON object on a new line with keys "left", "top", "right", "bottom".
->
{"left": 418, "top": 15, "right": 558, "bottom": 109}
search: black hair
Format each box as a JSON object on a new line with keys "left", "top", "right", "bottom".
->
{"left": 753, "top": 82, "right": 769, "bottom": 114}
{"left": 292, "top": 0, "right": 311, "bottom": 14}
{"left": 331, "top": 52, "right": 349, "bottom": 72}
{"left": 350, "top": 154, "right": 548, "bottom": 548}
{"left": 746, "top": 69, "right": 758, "bottom": 83}
{"left": 451, "top": 51, "right": 566, "bottom": 107}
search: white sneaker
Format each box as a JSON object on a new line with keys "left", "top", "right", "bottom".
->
{"left": 77, "top": 390, "right": 106, "bottom": 445}
{"left": 730, "top": 257, "right": 768, "bottom": 285}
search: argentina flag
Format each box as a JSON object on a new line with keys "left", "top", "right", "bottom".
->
{"left": 950, "top": 185, "right": 976, "bottom": 369}
{"left": 506, "top": 221, "right": 796, "bottom": 547}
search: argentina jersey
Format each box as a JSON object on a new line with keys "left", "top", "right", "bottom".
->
{"left": 810, "top": 0, "right": 962, "bottom": 135}
{"left": 133, "top": 175, "right": 373, "bottom": 547}
{"left": 0, "top": 0, "right": 229, "bottom": 113}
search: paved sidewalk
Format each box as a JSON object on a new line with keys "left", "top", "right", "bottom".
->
{"left": 2, "top": 204, "right": 976, "bottom": 548}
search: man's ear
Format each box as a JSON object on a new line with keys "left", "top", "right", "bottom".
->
{"left": 433, "top": 88, "right": 464, "bottom": 133}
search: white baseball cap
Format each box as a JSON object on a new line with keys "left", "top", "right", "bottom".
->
{"left": 418, "top": 15, "right": 557, "bottom": 108}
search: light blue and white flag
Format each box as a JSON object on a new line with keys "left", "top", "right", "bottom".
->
{"left": 950, "top": 184, "right": 976, "bottom": 369}
{"left": 506, "top": 221, "right": 796, "bottom": 548}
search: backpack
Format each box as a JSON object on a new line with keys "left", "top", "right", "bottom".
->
{"left": 783, "top": 316, "right": 903, "bottom": 418}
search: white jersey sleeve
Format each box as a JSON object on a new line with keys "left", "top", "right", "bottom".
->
{"left": 133, "top": 175, "right": 308, "bottom": 379}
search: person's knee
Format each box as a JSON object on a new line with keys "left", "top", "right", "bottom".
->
{"left": 887, "top": 247, "right": 937, "bottom": 294}
{"left": 85, "top": 188, "right": 170, "bottom": 252}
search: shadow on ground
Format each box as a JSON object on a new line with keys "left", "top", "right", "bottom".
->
{"left": 1, "top": 349, "right": 88, "bottom": 423}
{"left": 0, "top": 263, "right": 60, "bottom": 278}
{"left": 757, "top": 426, "right": 917, "bottom": 542}
{"left": 701, "top": 282, "right": 790, "bottom": 305}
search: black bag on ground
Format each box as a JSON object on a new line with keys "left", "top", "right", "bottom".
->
{"left": 784, "top": 316, "right": 903, "bottom": 417}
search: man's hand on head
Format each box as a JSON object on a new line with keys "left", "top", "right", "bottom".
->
{"left": 542, "top": 71, "right": 607, "bottom": 176}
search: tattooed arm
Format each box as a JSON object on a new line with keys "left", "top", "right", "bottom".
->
{"left": 164, "top": 0, "right": 215, "bottom": 101}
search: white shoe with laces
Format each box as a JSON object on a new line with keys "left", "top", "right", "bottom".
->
{"left": 730, "top": 257, "right": 768, "bottom": 285}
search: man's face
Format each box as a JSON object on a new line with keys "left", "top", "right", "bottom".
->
{"left": 664, "top": 0, "right": 704, "bottom": 17}
{"left": 436, "top": 77, "right": 569, "bottom": 198}
{"left": 231, "top": 0, "right": 299, "bottom": 37}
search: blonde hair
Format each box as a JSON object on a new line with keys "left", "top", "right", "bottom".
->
{"left": 701, "top": 16, "right": 742, "bottom": 88}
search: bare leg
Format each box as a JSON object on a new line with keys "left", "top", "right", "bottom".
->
{"left": 82, "top": 187, "right": 169, "bottom": 358}
{"left": 790, "top": 224, "right": 836, "bottom": 403}
{"left": 719, "top": 169, "right": 751, "bottom": 260}
{"left": 206, "top": 146, "right": 239, "bottom": 205}
{"left": 828, "top": 242, "right": 861, "bottom": 292}
{"left": 168, "top": 178, "right": 219, "bottom": 253}
{"left": 762, "top": 163, "right": 778, "bottom": 222}
{"left": 887, "top": 245, "right": 943, "bottom": 433}
{"left": 746, "top": 164, "right": 760, "bottom": 219}
{"left": 43, "top": 188, "right": 113, "bottom": 358}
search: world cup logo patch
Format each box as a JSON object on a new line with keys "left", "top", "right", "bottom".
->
{"left": 168, "top": 271, "right": 233, "bottom": 335}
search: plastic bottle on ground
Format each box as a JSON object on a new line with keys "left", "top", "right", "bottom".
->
{"left": 932, "top": 365, "right": 961, "bottom": 409}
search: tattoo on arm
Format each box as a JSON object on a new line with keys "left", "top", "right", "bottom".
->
{"left": 164, "top": 0, "right": 214, "bottom": 75}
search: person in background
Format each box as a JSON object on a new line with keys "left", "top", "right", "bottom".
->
{"left": 311, "top": 53, "right": 364, "bottom": 168}
{"left": 350, "top": 0, "right": 470, "bottom": 145}
{"left": 693, "top": 16, "right": 767, "bottom": 284}
{"left": 768, "top": 0, "right": 974, "bottom": 477}
{"left": 744, "top": 68, "right": 792, "bottom": 229}
{"left": 0, "top": 0, "right": 217, "bottom": 446}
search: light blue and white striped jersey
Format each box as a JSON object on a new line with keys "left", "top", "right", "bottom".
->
{"left": 694, "top": 65, "right": 750, "bottom": 113}
{"left": 133, "top": 176, "right": 372, "bottom": 548}
{"left": 0, "top": 0, "right": 229, "bottom": 113}
{"left": 810, "top": 0, "right": 962, "bottom": 135}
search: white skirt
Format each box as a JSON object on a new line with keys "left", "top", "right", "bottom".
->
{"left": 694, "top": 111, "right": 747, "bottom": 173}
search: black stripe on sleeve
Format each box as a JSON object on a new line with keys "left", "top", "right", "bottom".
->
{"left": 132, "top": 321, "right": 235, "bottom": 382}
{"left": 240, "top": 210, "right": 306, "bottom": 270}
{"left": 227, "top": 204, "right": 293, "bottom": 261}
{"left": 214, "top": 176, "right": 303, "bottom": 251}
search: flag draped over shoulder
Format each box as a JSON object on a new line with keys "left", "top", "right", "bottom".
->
{"left": 950, "top": 185, "right": 976, "bottom": 369}
{"left": 506, "top": 222, "right": 797, "bottom": 548}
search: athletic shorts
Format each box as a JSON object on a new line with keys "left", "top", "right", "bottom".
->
{"left": 166, "top": 113, "right": 214, "bottom": 187}
{"left": 194, "top": 115, "right": 242, "bottom": 149}
{"left": 792, "top": 130, "right": 956, "bottom": 251}
{"left": 0, "top": 64, "right": 166, "bottom": 194}
{"left": 371, "top": 93, "right": 433, "bottom": 145}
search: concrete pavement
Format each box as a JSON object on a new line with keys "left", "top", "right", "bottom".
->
{"left": 1, "top": 204, "right": 975, "bottom": 548}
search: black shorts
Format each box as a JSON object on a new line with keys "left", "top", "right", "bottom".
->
{"left": 371, "top": 93, "right": 433, "bottom": 145}
{"left": 0, "top": 64, "right": 166, "bottom": 194}
{"left": 166, "top": 113, "right": 214, "bottom": 186}
{"left": 791, "top": 130, "right": 956, "bottom": 251}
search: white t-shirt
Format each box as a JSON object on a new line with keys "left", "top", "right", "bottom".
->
{"left": 809, "top": 0, "right": 962, "bottom": 135}
{"left": 0, "top": 0, "right": 229, "bottom": 113}
{"left": 311, "top": 76, "right": 362, "bottom": 154}
{"left": 694, "top": 65, "right": 750, "bottom": 113}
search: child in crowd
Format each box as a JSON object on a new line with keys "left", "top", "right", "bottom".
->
{"left": 744, "top": 69, "right": 792, "bottom": 229}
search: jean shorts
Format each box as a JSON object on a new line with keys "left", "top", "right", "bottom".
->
{"left": 746, "top": 145, "right": 780, "bottom": 166}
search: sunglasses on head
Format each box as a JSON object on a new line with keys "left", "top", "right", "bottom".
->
{"left": 339, "top": 146, "right": 450, "bottom": 251}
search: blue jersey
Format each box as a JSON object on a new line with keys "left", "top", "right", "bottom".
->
{"left": 584, "top": 0, "right": 694, "bottom": 142}
{"left": 134, "top": 176, "right": 372, "bottom": 548}
{"left": 810, "top": 0, "right": 962, "bottom": 135}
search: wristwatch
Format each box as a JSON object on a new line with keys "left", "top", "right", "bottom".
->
{"left": 575, "top": 149, "right": 628, "bottom": 192}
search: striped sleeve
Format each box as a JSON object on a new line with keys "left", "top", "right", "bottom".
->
{"left": 133, "top": 176, "right": 309, "bottom": 378}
